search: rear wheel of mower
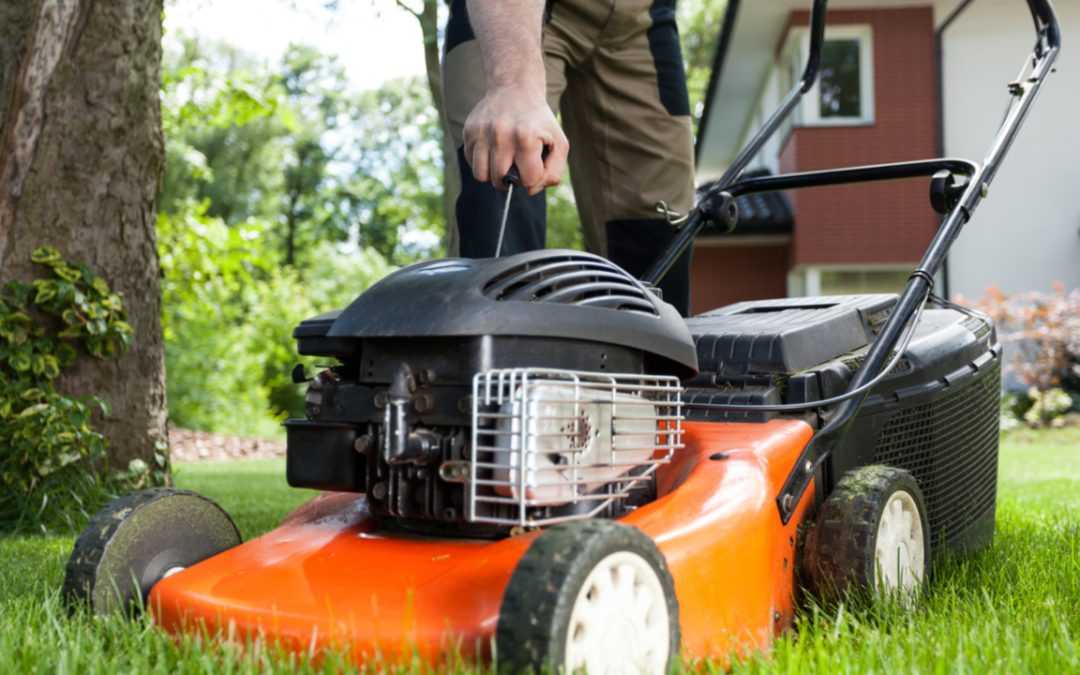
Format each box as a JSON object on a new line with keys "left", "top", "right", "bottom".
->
{"left": 62, "top": 488, "right": 241, "bottom": 615}
{"left": 803, "top": 465, "right": 930, "bottom": 602}
{"left": 496, "top": 520, "right": 679, "bottom": 675}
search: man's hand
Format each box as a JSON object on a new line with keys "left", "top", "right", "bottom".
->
{"left": 463, "top": 85, "right": 568, "bottom": 196}
{"left": 464, "top": 1, "right": 568, "bottom": 196}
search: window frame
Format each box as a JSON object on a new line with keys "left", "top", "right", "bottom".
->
{"left": 788, "top": 264, "right": 916, "bottom": 297}
{"left": 784, "top": 24, "right": 876, "bottom": 127}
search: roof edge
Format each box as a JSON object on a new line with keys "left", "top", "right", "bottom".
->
{"left": 694, "top": 0, "right": 741, "bottom": 165}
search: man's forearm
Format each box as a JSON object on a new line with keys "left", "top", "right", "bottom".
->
{"left": 466, "top": 0, "right": 546, "bottom": 96}
{"left": 461, "top": 0, "right": 566, "bottom": 193}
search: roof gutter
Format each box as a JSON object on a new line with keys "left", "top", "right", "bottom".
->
{"left": 694, "top": 0, "right": 741, "bottom": 166}
{"left": 935, "top": 0, "right": 976, "bottom": 300}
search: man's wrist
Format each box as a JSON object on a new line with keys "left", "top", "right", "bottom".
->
{"left": 485, "top": 79, "right": 546, "bottom": 102}
{"left": 485, "top": 53, "right": 546, "bottom": 97}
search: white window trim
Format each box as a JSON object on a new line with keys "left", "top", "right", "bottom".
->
{"left": 789, "top": 264, "right": 917, "bottom": 298}
{"left": 696, "top": 234, "right": 792, "bottom": 248}
{"left": 785, "top": 24, "right": 876, "bottom": 127}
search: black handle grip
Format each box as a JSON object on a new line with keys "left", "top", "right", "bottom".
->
{"left": 502, "top": 146, "right": 552, "bottom": 188}
{"left": 504, "top": 166, "right": 522, "bottom": 188}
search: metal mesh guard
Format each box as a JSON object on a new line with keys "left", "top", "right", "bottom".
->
{"left": 469, "top": 368, "right": 684, "bottom": 528}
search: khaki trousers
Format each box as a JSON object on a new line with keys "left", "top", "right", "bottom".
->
{"left": 443, "top": 0, "right": 695, "bottom": 313}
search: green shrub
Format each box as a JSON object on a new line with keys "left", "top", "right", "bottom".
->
{"left": 244, "top": 241, "right": 393, "bottom": 421}
{"left": 158, "top": 205, "right": 277, "bottom": 435}
{"left": 975, "top": 285, "right": 1080, "bottom": 394}
{"left": 159, "top": 202, "right": 392, "bottom": 437}
{"left": 0, "top": 247, "right": 155, "bottom": 533}
{"left": 1023, "top": 387, "right": 1074, "bottom": 428}
{"left": 975, "top": 285, "right": 1080, "bottom": 428}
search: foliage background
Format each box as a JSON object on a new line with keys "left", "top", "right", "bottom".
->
{"left": 158, "top": 0, "right": 1077, "bottom": 438}
{"left": 159, "top": 1, "right": 726, "bottom": 437}
{"left": 972, "top": 285, "right": 1080, "bottom": 427}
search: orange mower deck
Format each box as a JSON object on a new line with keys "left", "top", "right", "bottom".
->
{"left": 149, "top": 419, "right": 814, "bottom": 665}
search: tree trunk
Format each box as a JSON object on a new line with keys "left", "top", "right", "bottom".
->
{"left": 409, "top": 0, "right": 460, "bottom": 255}
{"left": 441, "top": 120, "right": 461, "bottom": 256}
{"left": 285, "top": 195, "right": 299, "bottom": 266}
{"left": 0, "top": 0, "right": 168, "bottom": 471}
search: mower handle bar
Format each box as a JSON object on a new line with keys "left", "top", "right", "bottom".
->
{"left": 1029, "top": 0, "right": 1061, "bottom": 50}
{"left": 643, "top": 0, "right": 1061, "bottom": 287}
{"left": 800, "top": 0, "right": 829, "bottom": 93}
{"left": 637, "top": 0, "right": 1061, "bottom": 522}
{"left": 772, "top": 0, "right": 1061, "bottom": 523}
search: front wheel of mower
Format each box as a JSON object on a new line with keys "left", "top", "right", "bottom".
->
{"left": 62, "top": 488, "right": 241, "bottom": 615}
{"left": 802, "top": 465, "right": 930, "bottom": 602}
{"left": 496, "top": 520, "right": 679, "bottom": 675}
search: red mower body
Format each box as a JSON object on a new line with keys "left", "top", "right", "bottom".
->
{"left": 149, "top": 420, "right": 814, "bottom": 665}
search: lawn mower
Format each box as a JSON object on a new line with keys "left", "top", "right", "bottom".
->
{"left": 63, "top": 0, "right": 1061, "bottom": 672}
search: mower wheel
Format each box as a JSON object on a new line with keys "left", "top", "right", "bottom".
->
{"left": 62, "top": 488, "right": 241, "bottom": 615}
{"left": 803, "top": 465, "right": 930, "bottom": 601}
{"left": 496, "top": 520, "right": 678, "bottom": 675}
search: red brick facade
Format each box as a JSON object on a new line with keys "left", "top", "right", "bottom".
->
{"left": 690, "top": 244, "right": 790, "bottom": 315}
{"left": 690, "top": 7, "right": 939, "bottom": 314}
{"left": 784, "top": 7, "right": 939, "bottom": 266}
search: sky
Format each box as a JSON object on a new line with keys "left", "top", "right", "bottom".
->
{"left": 164, "top": 0, "right": 429, "bottom": 92}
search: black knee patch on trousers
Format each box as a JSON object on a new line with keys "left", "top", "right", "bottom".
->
{"left": 605, "top": 219, "right": 691, "bottom": 317}
{"left": 456, "top": 147, "right": 547, "bottom": 259}
{"left": 647, "top": 0, "right": 691, "bottom": 117}
{"left": 447, "top": 0, "right": 555, "bottom": 55}
{"left": 445, "top": 0, "right": 474, "bottom": 54}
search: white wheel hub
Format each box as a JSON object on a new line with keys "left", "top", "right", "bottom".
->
{"left": 564, "top": 551, "right": 670, "bottom": 675}
{"left": 874, "top": 490, "right": 925, "bottom": 594}
{"left": 161, "top": 566, "right": 186, "bottom": 579}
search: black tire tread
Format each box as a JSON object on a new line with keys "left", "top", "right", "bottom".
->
{"left": 496, "top": 520, "right": 679, "bottom": 674}
{"left": 62, "top": 488, "right": 240, "bottom": 613}
{"left": 802, "top": 465, "right": 930, "bottom": 601}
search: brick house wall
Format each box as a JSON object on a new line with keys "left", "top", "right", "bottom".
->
{"left": 783, "top": 7, "right": 939, "bottom": 267}
{"left": 690, "top": 244, "right": 790, "bottom": 314}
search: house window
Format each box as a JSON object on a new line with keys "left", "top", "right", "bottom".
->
{"left": 786, "top": 25, "right": 875, "bottom": 126}
{"left": 819, "top": 39, "right": 863, "bottom": 118}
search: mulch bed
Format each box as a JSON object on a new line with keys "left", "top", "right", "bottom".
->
{"left": 169, "top": 426, "right": 285, "bottom": 462}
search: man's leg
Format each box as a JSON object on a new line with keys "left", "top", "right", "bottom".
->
{"left": 560, "top": 0, "right": 696, "bottom": 315}
{"left": 442, "top": 0, "right": 570, "bottom": 258}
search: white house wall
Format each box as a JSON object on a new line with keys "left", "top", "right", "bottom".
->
{"left": 941, "top": 0, "right": 1080, "bottom": 296}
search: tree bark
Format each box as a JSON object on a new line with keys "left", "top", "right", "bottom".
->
{"left": 399, "top": 0, "right": 461, "bottom": 254}
{"left": 285, "top": 192, "right": 300, "bottom": 266}
{"left": 419, "top": 1, "right": 460, "bottom": 255}
{"left": 0, "top": 0, "right": 168, "bottom": 470}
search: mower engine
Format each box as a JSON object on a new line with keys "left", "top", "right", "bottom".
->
{"left": 285, "top": 251, "right": 695, "bottom": 535}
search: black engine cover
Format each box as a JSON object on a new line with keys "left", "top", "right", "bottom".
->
{"left": 305, "top": 249, "right": 698, "bottom": 377}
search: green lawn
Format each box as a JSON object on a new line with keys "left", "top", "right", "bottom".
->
{"left": 1, "top": 429, "right": 1077, "bottom": 673}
